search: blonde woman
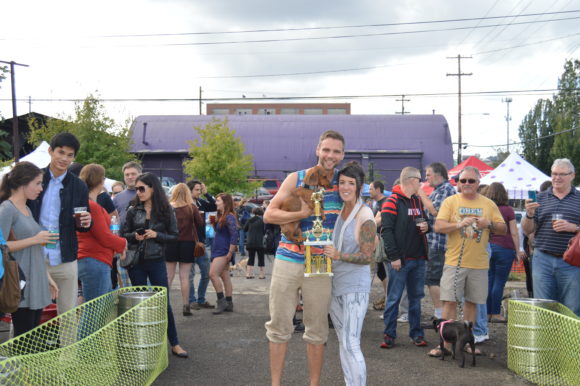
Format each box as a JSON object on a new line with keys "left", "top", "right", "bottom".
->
{"left": 166, "top": 183, "right": 203, "bottom": 315}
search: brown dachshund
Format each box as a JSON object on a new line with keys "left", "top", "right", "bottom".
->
{"left": 280, "top": 165, "right": 334, "bottom": 244}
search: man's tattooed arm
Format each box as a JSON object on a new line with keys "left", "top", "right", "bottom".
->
{"left": 338, "top": 220, "right": 377, "bottom": 265}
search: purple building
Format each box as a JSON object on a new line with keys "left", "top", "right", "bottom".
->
{"left": 129, "top": 114, "right": 453, "bottom": 187}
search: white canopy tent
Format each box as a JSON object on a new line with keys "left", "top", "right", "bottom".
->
{"left": 0, "top": 141, "right": 116, "bottom": 191}
{"left": 481, "top": 153, "right": 551, "bottom": 199}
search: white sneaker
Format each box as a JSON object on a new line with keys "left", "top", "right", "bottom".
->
{"left": 397, "top": 313, "right": 409, "bottom": 323}
{"left": 379, "top": 314, "right": 384, "bottom": 320}
{"left": 474, "top": 334, "right": 489, "bottom": 344}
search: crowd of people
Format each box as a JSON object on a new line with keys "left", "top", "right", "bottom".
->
{"left": 0, "top": 130, "right": 578, "bottom": 386}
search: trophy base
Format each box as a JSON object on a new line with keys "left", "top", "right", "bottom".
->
{"left": 304, "top": 272, "right": 334, "bottom": 277}
{"left": 303, "top": 240, "right": 333, "bottom": 246}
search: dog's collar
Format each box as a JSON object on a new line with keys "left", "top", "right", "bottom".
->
{"left": 439, "top": 319, "right": 455, "bottom": 344}
{"left": 303, "top": 183, "right": 318, "bottom": 190}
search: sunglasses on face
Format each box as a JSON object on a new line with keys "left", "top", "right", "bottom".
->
{"left": 136, "top": 186, "right": 147, "bottom": 193}
{"left": 459, "top": 178, "right": 478, "bottom": 184}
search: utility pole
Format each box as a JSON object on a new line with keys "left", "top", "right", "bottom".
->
{"left": 0, "top": 60, "right": 29, "bottom": 162}
{"left": 395, "top": 95, "right": 410, "bottom": 115}
{"left": 502, "top": 97, "right": 513, "bottom": 153}
{"left": 447, "top": 55, "right": 472, "bottom": 165}
{"left": 199, "top": 86, "right": 202, "bottom": 115}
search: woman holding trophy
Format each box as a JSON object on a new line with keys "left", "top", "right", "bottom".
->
{"left": 324, "top": 161, "right": 376, "bottom": 386}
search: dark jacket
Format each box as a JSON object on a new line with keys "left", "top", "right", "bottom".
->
{"left": 243, "top": 215, "right": 265, "bottom": 250}
{"left": 122, "top": 202, "right": 178, "bottom": 261}
{"left": 381, "top": 185, "right": 429, "bottom": 263}
{"left": 27, "top": 167, "right": 90, "bottom": 263}
{"left": 194, "top": 194, "right": 217, "bottom": 242}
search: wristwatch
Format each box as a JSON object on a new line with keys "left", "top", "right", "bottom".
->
{"left": 487, "top": 223, "right": 494, "bottom": 232}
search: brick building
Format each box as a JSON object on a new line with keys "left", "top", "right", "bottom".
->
{"left": 206, "top": 103, "right": 350, "bottom": 116}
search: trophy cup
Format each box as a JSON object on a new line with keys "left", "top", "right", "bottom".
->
{"left": 304, "top": 189, "right": 333, "bottom": 277}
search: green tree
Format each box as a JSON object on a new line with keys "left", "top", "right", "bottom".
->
{"left": 183, "top": 118, "right": 258, "bottom": 195}
{"left": 518, "top": 98, "right": 554, "bottom": 174}
{"left": 0, "top": 65, "right": 12, "bottom": 160}
{"left": 27, "top": 94, "right": 135, "bottom": 181}
{"left": 550, "top": 59, "right": 579, "bottom": 184}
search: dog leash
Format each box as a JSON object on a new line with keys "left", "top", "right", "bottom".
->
{"left": 454, "top": 223, "right": 483, "bottom": 319}
{"left": 439, "top": 319, "right": 455, "bottom": 344}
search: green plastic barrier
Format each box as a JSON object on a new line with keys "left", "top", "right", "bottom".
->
{"left": 507, "top": 299, "right": 580, "bottom": 386}
{"left": 0, "top": 286, "right": 168, "bottom": 385}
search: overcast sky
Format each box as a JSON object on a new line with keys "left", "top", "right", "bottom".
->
{"left": 1, "top": 0, "right": 578, "bottom": 160}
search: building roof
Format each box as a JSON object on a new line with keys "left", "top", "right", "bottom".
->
{"left": 130, "top": 114, "right": 453, "bottom": 178}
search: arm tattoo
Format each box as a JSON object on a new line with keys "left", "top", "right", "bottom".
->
{"left": 338, "top": 220, "right": 377, "bottom": 265}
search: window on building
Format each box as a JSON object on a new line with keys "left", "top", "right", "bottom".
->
{"left": 257, "top": 108, "right": 276, "bottom": 115}
{"left": 210, "top": 108, "right": 229, "bottom": 115}
{"left": 327, "top": 108, "right": 347, "bottom": 115}
{"left": 280, "top": 108, "right": 298, "bottom": 114}
{"left": 304, "top": 108, "right": 323, "bottom": 115}
{"left": 236, "top": 109, "right": 252, "bottom": 115}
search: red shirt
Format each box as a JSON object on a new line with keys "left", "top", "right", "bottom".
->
{"left": 77, "top": 200, "right": 126, "bottom": 267}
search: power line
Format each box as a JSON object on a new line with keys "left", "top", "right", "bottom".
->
{"left": 467, "top": 126, "right": 577, "bottom": 148}
{"left": 1, "top": 88, "right": 571, "bottom": 104}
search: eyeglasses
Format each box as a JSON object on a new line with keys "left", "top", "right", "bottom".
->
{"left": 136, "top": 186, "right": 147, "bottom": 193}
{"left": 551, "top": 172, "right": 572, "bottom": 177}
{"left": 408, "top": 176, "right": 421, "bottom": 181}
{"left": 459, "top": 178, "right": 478, "bottom": 184}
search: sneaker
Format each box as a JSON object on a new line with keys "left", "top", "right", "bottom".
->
{"left": 397, "top": 313, "right": 409, "bottom": 323}
{"left": 182, "top": 304, "right": 192, "bottom": 316}
{"left": 190, "top": 303, "right": 201, "bottom": 311}
{"left": 380, "top": 334, "right": 395, "bottom": 349}
{"left": 198, "top": 301, "right": 215, "bottom": 309}
{"left": 474, "top": 334, "right": 489, "bottom": 344}
{"left": 412, "top": 336, "right": 428, "bottom": 347}
{"left": 379, "top": 314, "right": 384, "bottom": 320}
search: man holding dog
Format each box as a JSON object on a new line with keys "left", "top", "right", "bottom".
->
{"left": 522, "top": 158, "right": 580, "bottom": 316}
{"left": 430, "top": 166, "right": 506, "bottom": 357}
{"left": 264, "top": 130, "right": 344, "bottom": 386}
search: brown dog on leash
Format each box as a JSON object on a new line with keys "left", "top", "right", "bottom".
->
{"left": 280, "top": 165, "right": 334, "bottom": 244}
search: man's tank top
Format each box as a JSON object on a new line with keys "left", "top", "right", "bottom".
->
{"left": 275, "top": 168, "right": 341, "bottom": 264}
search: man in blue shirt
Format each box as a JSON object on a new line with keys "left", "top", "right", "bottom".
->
{"left": 523, "top": 158, "right": 580, "bottom": 316}
{"left": 28, "top": 133, "right": 91, "bottom": 315}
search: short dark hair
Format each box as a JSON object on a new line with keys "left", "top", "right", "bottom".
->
{"left": 186, "top": 179, "right": 202, "bottom": 191}
{"left": 50, "top": 132, "right": 80, "bottom": 155}
{"left": 427, "top": 162, "right": 449, "bottom": 181}
{"left": 338, "top": 161, "right": 365, "bottom": 197}
{"left": 122, "top": 161, "right": 142, "bottom": 174}
{"left": 539, "top": 180, "right": 552, "bottom": 192}
{"left": 252, "top": 207, "right": 264, "bottom": 216}
{"left": 371, "top": 181, "right": 384, "bottom": 193}
{"left": 319, "top": 130, "right": 345, "bottom": 146}
{"left": 68, "top": 162, "right": 84, "bottom": 177}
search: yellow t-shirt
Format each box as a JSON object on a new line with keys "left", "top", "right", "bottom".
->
{"left": 437, "top": 194, "right": 505, "bottom": 269}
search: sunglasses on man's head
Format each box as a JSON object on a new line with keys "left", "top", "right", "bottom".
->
{"left": 136, "top": 186, "right": 147, "bottom": 193}
{"left": 459, "top": 178, "right": 478, "bottom": 184}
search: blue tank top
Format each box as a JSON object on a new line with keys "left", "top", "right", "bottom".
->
{"left": 275, "top": 168, "right": 341, "bottom": 264}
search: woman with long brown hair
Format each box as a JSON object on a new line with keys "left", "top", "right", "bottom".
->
{"left": 209, "top": 193, "right": 238, "bottom": 314}
{"left": 166, "top": 183, "right": 203, "bottom": 316}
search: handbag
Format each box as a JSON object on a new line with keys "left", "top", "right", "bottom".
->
{"left": 0, "top": 244, "right": 25, "bottom": 313}
{"left": 374, "top": 235, "right": 388, "bottom": 263}
{"left": 563, "top": 232, "right": 580, "bottom": 268}
{"left": 121, "top": 242, "right": 143, "bottom": 270}
{"left": 191, "top": 205, "right": 206, "bottom": 258}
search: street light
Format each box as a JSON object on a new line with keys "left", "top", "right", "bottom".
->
{"left": 502, "top": 98, "right": 513, "bottom": 153}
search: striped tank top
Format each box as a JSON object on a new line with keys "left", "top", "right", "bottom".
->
{"left": 275, "top": 168, "right": 341, "bottom": 264}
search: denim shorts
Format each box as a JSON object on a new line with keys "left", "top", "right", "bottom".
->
{"left": 425, "top": 248, "right": 445, "bottom": 286}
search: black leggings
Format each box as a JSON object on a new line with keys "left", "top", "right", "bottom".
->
{"left": 11, "top": 307, "right": 43, "bottom": 337}
{"left": 247, "top": 248, "right": 265, "bottom": 267}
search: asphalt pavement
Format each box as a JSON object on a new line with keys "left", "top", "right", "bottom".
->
{"left": 154, "top": 257, "right": 532, "bottom": 386}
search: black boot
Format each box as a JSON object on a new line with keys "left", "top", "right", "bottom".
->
{"left": 225, "top": 299, "right": 234, "bottom": 312}
{"left": 213, "top": 298, "right": 228, "bottom": 314}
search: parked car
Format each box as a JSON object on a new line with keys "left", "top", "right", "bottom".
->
{"left": 249, "top": 179, "right": 281, "bottom": 195}
{"left": 248, "top": 187, "right": 274, "bottom": 205}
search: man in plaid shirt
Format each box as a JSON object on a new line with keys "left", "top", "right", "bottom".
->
{"left": 418, "top": 162, "right": 456, "bottom": 319}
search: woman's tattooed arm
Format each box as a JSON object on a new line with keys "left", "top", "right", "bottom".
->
{"left": 338, "top": 219, "right": 377, "bottom": 265}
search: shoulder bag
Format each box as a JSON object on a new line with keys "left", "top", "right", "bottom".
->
{"left": 0, "top": 243, "right": 25, "bottom": 313}
{"left": 563, "top": 232, "right": 580, "bottom": 268}
{"left": 190, "top": 205, "right": 206, "bottom": 258}
{"left": 120, "top": 241, "right": 144, "bottom": 270}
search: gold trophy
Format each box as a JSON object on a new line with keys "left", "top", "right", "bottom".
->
{"left": 304, "top": 189, "right": 333, "bottom": 277}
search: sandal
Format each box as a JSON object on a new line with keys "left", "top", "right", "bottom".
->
{"left": 428, "top": 346, "right": 451, "bottom": 357}
{"left": 464, "top": 346, "right": 482, "bottom": 355}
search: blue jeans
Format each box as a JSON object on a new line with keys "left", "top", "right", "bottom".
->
{"left": 473, "top": 303, "right": 488, "bottom": 337}
{"left": 383, "top": 259, "right": 425, "bottom": 339}
{"left": 128, "top": 259, "right": 180, "bottom": 346}
{"left": 487, "top": 244, "right": 515, "bottom": 315}
{"left": 238, "top": 229, "right": 246, "bottom": 255}
{"left": 532, "top": 249, "right": 580, "bottom": 316}
{"left": 188, "top": 252, "right": 210, "bottom": 304}
{"left": 78, "top": 257, "right": 112, "bottom": 302}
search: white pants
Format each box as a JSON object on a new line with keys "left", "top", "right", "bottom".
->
{"left": 329, "top": 292, "right": 369, "bottom": 386}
